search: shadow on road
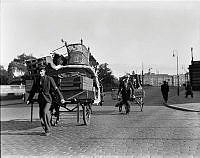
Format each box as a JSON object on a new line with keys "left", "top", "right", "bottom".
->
{"left": 92, "top": 110, "right": 117, "bottom": 116}
{"left": 1, "top": 119, "right": 41, "bottom": 131}
{"left": 1, "top": 131, "right": 43, "bottom": 136}
{"left": 92, "top": 109, "right": 142, "bottom": 116}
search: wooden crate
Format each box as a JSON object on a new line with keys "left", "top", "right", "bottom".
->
{"left": 60, "top": 76, "right": 93, "bottom": 91}
{"left": 61, "top": 90, "right": 95, "bottom": 101}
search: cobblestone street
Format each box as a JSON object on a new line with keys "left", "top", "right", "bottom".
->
{"left": 1, "top": 97, "right": 200, "bottom": 157}
{"left": 2, "top": 1, "right": 200, "bottom": 157}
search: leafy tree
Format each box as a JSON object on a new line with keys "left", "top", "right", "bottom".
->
{"left": 97, "top": 63, "right": 119, "bottom": 91}
{"left": 0, "top": 65, "right": 9, "bottom": 85}
{"left": 7, "top": 53, "right": 36, "bottom": 84}
{"left": 97, "top": 63, "right": 111, "bottom": 81}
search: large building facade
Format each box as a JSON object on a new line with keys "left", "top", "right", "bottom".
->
{"left": 143, "top": 73, "right": 188, "bottom": 87}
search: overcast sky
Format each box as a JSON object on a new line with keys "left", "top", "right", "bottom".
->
{"left": 1, "top": 0, "right": 200, "bottom": 77}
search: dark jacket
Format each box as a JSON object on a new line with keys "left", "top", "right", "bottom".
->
{"left": 161, "top": 83, "right": 169, "bottom": 94}
{"left": 185, "top": 83, "right": 192, "bottom": 92}
{"left": 118, "top": 80, "right": 133, "bottom": 100}
{"left": 28, "top": 75, "right": 64, "bottom": 104}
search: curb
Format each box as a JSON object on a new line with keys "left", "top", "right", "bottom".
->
{"left": 0, "top": 99, "right": 25, "bottom": 106}
{"left": 0, "top": 102, "right": 25, "bottom": 106}
{"left": 164, "top": 102, "right": 200, "bottom": 112}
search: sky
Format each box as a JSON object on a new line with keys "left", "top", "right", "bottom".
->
{"left": 1, "top": 0, "right": 200, "bottom": 77}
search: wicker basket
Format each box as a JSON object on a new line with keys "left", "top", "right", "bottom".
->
{"left": 68, "top": 44, "right": 90, "bottom": 65}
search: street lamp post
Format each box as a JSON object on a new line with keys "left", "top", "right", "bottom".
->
{"left": 173, "top": 50, "right": 179, "bottom": 96}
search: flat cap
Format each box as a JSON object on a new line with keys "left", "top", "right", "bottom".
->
{"left": 39, "top": 65, "right": 46, "bottom": 71}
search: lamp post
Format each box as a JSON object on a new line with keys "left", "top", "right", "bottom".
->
{"left": 173, "top": 50, "right": 179, "bottom": 96}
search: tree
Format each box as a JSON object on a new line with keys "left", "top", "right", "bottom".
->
{"left": 0, "top": 65, "right": 9, "bottom": 85}
{"left": 97, "top": 63, "right": 111, "bottom": 81}
{"left": 97, "top": 63, "right": 119, "bottom": 91}
{"left": 7, "top": 53, "right": 36, "bottom": 84}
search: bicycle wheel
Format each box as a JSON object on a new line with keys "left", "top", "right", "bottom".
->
{"left": 139, "top": 97, "right": 144, "bottom": 111}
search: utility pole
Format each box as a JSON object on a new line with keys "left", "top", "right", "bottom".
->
{"left": 142, "top": 62, "right": 144, "bottom": 86}
{"left": 173, "top": 50, "right": 179, "bottom": 96}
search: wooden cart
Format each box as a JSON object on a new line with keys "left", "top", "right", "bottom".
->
{"left": 111, "top": 74, "right": 145, "bottom": 111}
{"left": 49, "top": 69, "right": 98, "bottom": 126}
{"left": 25, "top": 40, "right": 101, "bottom": 126}
{"left": 50, "top": 89, "right": 94, "bottom": 126}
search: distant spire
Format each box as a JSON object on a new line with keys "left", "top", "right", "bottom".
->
{"left": 191, "top": 47, "right": 194, "bottom": 63}
{"left": 172, "top": 50, "right": 175, "bottom": 57}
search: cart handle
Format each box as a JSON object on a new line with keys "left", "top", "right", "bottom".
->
{"left": 62, "top": 98, "right": 77, "bottom": 105}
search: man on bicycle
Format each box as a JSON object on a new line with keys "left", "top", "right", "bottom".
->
{"left": 115, "top": 74, "right": 134, "bottom": 114}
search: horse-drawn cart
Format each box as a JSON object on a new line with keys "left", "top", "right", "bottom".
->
{"left": 25, "top": 40, "right": 102, "bottom": 125}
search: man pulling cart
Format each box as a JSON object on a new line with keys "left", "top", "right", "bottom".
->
{"left": 112, "top": 73, "right": 145, "bottom": 113}
{"left": 26, "top": 66, "right": 65, "bottom": 136}
{"left": 115, "top": 74, "right": 132, "bottom": 114}
{"left": 25, "top": 40, "right": 102, "bottom": 135}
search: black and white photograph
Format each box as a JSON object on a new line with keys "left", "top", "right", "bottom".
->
{"left": 1, "top": 0, "right": 200, "bottom": 157}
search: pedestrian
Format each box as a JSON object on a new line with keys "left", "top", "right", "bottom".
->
{"left": 115, "top": 74, "right": 133, "bottom": 114}
{"left": 185, "top": 81, "right": 193, "bottom": 98}
{"left": 26, "top": 66, "right": 65, "bottom": 136}
{"left": 99, "top": 83, "right": 104, "bottom": 106}
{"left": 161, "top": 81, "right": 169, "bottom": 103}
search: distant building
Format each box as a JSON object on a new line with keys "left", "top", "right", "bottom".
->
{"left": 189, "top": 60, "right": 200, "bottom": 90}
{"left": 143, "top": 73, "right": 188, "bottom": 87}
{"left": 143, "top": 73, "right": 172, "bottom": 86}
{"left": 172, "top": 74, "right": 189, "bottom": 87}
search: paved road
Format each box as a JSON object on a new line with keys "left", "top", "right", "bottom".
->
{"left": 1, "top": 87, "right": 200, "bottom": 157}
{"left": 103, "top": 86, "right": 165, "bottom": 107}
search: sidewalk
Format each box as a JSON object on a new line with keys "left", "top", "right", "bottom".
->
{"left": 165, "top": 90, "right": 200, "bottom": 112}
{"left": 0, "top": 99, "right": 25, "bottom": 106}
{"left": 165, "top": 102, "right": 200, "bottom": 112}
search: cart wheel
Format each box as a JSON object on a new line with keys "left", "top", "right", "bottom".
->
{"left": 50, "top": 112, "right": 57, "bottom": 126}
{"left": 50, "top": 110, "right": 59, "bottom": 126}
{"left": 119, "top": 106, "right": 122, "bottom": 112}
{"left": 82, "top": 103, "right": 91, "bottom": 125}
{"left": 50, "top": 102, "right": 60, "bottom": 126}
{"left": 141, "top": 102, "right": 144, "bottom": 111}
{"left": 99, "top": 101, "right": 103, "bottom": 106}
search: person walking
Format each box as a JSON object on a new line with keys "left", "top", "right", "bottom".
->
{"left": 115, "top": 74, "right": 133, "bottom": 114}
{"left": 161, "top": 81, "right": 169, "bottom": 103}
{"left": 26, "top": 66, "right": 65, "bottom": 136}
{"left": 185, "top": 81, "right": 193, "bottom": 98}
